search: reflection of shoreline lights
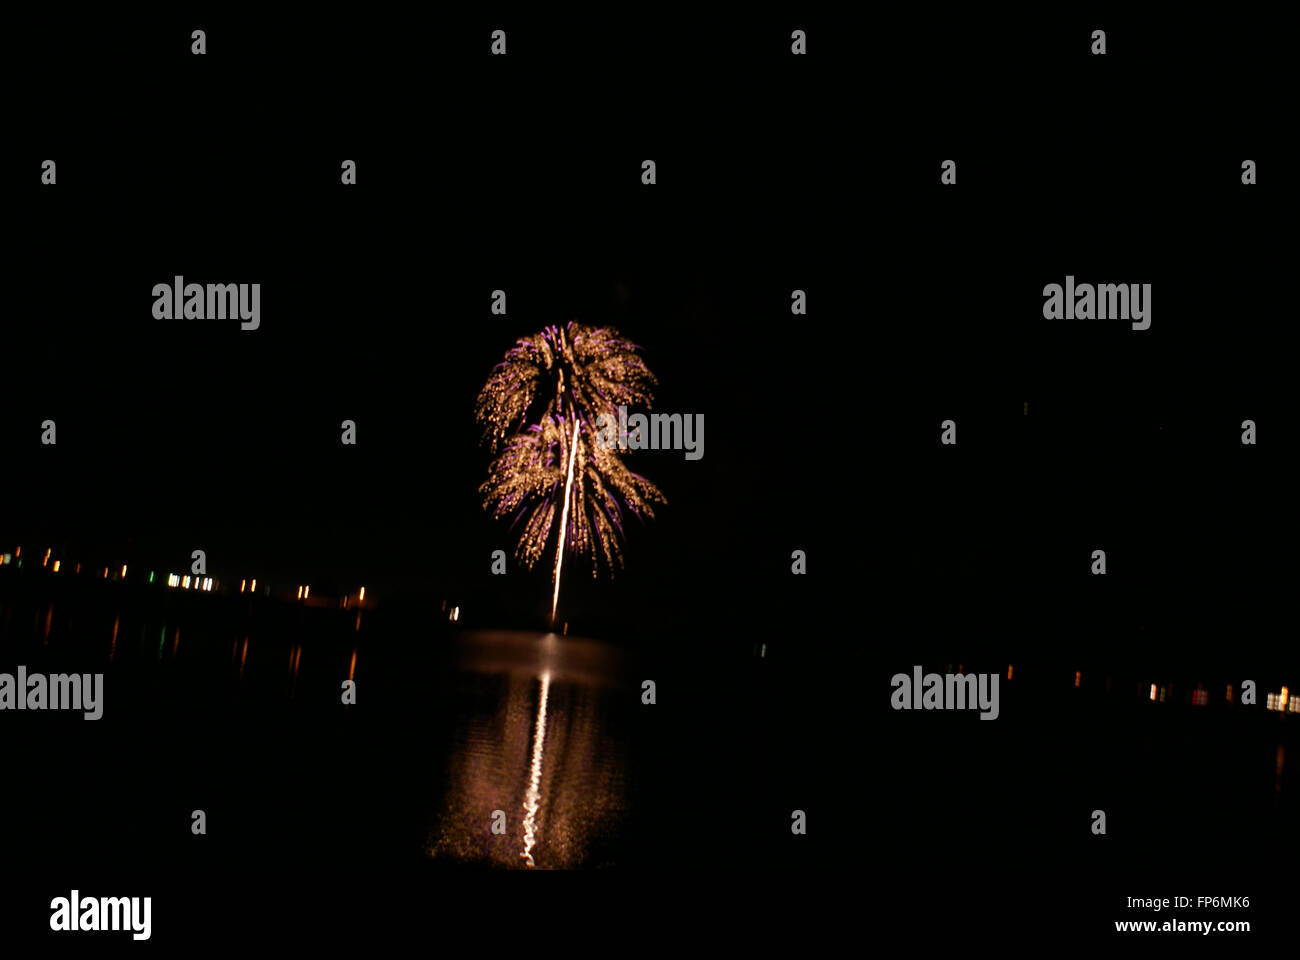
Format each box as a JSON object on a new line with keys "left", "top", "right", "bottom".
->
{"left": 520, "top": 669, "right": 552, "bottom": 868}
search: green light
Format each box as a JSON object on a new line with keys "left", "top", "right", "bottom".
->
{"left": 149, "top": 571, "right": 155, "bottom": 583}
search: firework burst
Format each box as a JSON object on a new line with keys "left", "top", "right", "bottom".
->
{"left": 476, "top": 321, "right": 666, "bottom": 621}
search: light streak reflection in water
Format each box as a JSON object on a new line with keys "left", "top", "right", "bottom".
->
{"left": 426, "top": 630, "right": 629, "bottom": 869}
{"left": 520, "top": 670, "right": 551, "bottom": 867}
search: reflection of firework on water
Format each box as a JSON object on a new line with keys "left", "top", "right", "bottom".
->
{"left": 520, "top": 669, "right": 551, "bottom": 867}
{"left": 476, "top": 322, "right": 665, "bottom": 617}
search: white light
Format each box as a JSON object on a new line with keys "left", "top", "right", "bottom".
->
{"left": 520, "top": 670, "right": 551, "bottom": 867}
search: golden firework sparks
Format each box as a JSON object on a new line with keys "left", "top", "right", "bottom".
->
{"left": 476, "top": 322, "right": 666, "bottom": 619}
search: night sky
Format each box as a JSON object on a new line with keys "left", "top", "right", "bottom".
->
{"left": 0, "top": 8, "right": 1294, "bottom": 949}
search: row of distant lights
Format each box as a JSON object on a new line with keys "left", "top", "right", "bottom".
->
{"left": 1013, "top": 666, "right": 1294, "bottom": 713}
{"left": 5, "top": 548, "right": 379, "bottom": 613}
{"left": 4, "top": 548, "right": 135, "bottom": 581}
{"left": 12, "top": 557, "right": 1287, "bottom": 677}
{"left": 0, "top": 547, "right": 138, "bottom": 584}
{"left": 166, "top": 573, "right": 215, "bottom": 592}
{"left": 1145, "top": 682, "right": 1295, "bottom": 713}
{"left": 1266, "top": 690, "right": 1296, "bottom": 713}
